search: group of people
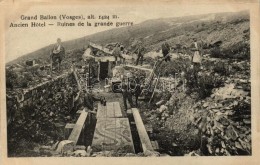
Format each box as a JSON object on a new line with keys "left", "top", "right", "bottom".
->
{"left": 111, "top": 40, "right": 146, "bottom": 66}
{"left": 50, "top": 37, "right": 202, "bottom": 72}
{"left": 51, "top": 37, "right": 203, "bottom": 113}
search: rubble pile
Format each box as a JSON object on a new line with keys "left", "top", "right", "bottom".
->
{"left": 5, "top": 47, "right": 83, "bottom": 90}
{"left": 34, "top": 143, "right": 162, "bottom": 157}
{"left": 144, "top": 89, "right": 200, "bottom": 155}
{"left": 190, "top": 83, "right": 251, "bottom": 155}
{"left": 140, "top": 56, "right": 250, "bottom": 156}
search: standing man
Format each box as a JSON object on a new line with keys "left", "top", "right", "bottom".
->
{"left": 134, "top": 41, "right": 145, "bottom": 66}
{"left": 50, "top": 38, "right": 65, "bottom": 72}
{"left": 161, "top": 41, "right": 171, "bottom": 62}
{"left": 121, "top": 80, "right": 134, "bottom": 111}
{"left": 191, "top": 37, "right": 202, "bottom": 83}
{"left": 112, "top": 43, "right": 123, "bottom": 65}
{"left": 82, "top": 45, "right": 93, "bottom": 62}
{"left": 133, "top": 76, "right": 142, "bottom": 107}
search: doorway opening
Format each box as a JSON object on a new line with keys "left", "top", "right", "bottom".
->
{"left": 99, "top": 62, "right": 109, "bottom": 80}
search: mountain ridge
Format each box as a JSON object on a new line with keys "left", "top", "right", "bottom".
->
{"left": 7, "top": 10, "right": 249, "bottom": 65}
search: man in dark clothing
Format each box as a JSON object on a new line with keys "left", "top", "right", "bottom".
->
{"left": 133, "top": 77, "right": 142, "bottom": 107}
{"left": 134, "top": 42, "right": 145, "bottom": 66}
{"left": 161, "top": 41, "right": 171, "bottom": 62}
{"left": 190, "top": 37, "right": 202, "bottom": 85}
{"left": 50, "top": 38, "right": 65, "bottom": 71}
{"left": 84, "top": 89, "right": 100, "bottom": 111}
{"left": 121, "top": 81, "right": 134, "bottom": 111}
{"left": 112, "top": 43, "right": 123, "bottom": 65}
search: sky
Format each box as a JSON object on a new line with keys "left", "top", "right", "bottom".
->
{"left": 5, "top": 4, "right": 250, "bottom": 63}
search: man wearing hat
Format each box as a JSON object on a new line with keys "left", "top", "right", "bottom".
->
{"left": 161, "top": 41, "right": 171, "bottom": 62}
{"left": 50, "top": 38, "right": 65, "bottom": 72}
{"left": 190, "top": 37, "right": 203, "bottom": 84}
{"left": 121, "top": 76, "right": 134, "bottom": 111}
{"left": 112, "top": 43, "right": 123, "bottom": 65}
{"left": 134, "top": 41, "right": 145, "bottom": 66}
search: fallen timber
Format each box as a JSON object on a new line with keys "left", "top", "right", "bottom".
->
{"left": 131, "top": 108, "right": 154, "bottom": 153}
{"left": 56, "top": 109, "right": 88, "bottom": 154}
{"left": 68, "top": 110, "right": 88, "bottom": 144}
{"left": 89, "top": 42, "right": 133, "bottom": 60}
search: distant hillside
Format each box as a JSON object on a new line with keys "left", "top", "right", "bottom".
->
{"left": 7, "top": 10, "right": 249, "bottom": 65}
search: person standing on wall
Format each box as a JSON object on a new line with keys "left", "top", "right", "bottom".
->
{"left": 112, "top": 43, "right": 123, "bottom": 65}
{"left": 190, "top": 37, "right": 202, "bottom": 84}
{"left": 134, "top": 41, "right": 145, "bottom": 66}
{"left": 50, "top": 38, "right": 65, "bottom": 72}
{"left": 161, "top": 41, "right": 171, "bottom": 62}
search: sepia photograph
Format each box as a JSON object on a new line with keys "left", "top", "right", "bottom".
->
{"left": 1, "top": 1, "right": 260, "bottom": 163}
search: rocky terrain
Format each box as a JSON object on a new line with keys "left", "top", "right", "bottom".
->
{"left": 141, "top": 55, "right": 250, "bottom": 156}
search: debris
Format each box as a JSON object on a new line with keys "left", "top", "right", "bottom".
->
{"left": 74, "top": 145, "right": 86, "bottom": 151}
{"left": 144, "top": 150, "right": 160, "bottom": 157}
{"left": 56, "top": 140, "right": 75, "bottom": 154}
{"left": 86, "top": 146, "right": 93, "bottom": 156}
{"left": 185, "top": 151, "right": 200, "bottom": 156}
{"left": 158, "top": 105, "right": 168, "bottom": 113}
{"left": 73, "top": 150, "right": 88, "bottom": 157}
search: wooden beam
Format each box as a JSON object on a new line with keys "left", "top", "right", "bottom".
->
{"left": 124, "top": 64, "right": 153, "bottom": 72}
{"left": 97, "top": 102, "right": 123, "bottom": 118}
{"left": 64, "top": 123, "right": 75, "bottom": 139}
{"left": 73, "top": 70, "right": 82, "bottom": 91}
{"left": 89, "top": 42, "right": 112, "bottom": 55}
{"left": 68, "top": 111, "right": 88, "bottom": 144}
{"left": 132, "top": 108, "right": 154, "bottom": 152}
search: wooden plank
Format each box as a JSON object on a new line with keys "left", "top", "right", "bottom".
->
{"left": 95, "top": 56, "right": 116, "bottom": 62}
{"left": 113, "top": 102, "right": 122, "bottom": 117}
{"left": 106, "top": 102, "right": 115, "bottom": 118}
{"left": 97, "top": 102, "right": 123, "bottom": 118}
{"left": 96, "top": 103, "right": 106, "bottom": 118}
{"left": 68, "top": 111, "right": 88, "bottom": 144}
{"left": 92, "top": 118, "right": 135, "bottom": 153}
{"left": 112, "top": 102, "right": 123, "bottom": 118}
{"left": 64, "top": 123, "right": 75, "bottom": 139}
{"left": 124, "top": 64, "right": 153, "bottom": 72}
{"left": 126, "top": 109, "right": 132, "bottom": 115}
{"left": 132, "top": 108, "right": 153, "bottom": 152}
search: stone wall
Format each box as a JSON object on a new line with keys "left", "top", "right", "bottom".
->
{"left": 7, "top": 71, "right": 80, "bottom": 156}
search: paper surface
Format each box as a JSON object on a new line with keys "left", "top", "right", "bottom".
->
{"left": 0, "top": 0, "right": 260, "bottom": 164}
